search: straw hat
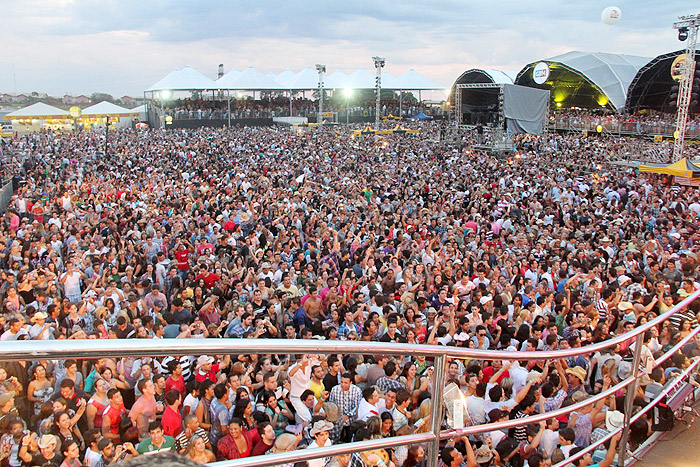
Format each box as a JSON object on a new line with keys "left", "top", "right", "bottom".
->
{"left": 309, "top": 420, "right": 334, "bottom": 437}
{"left": 565, "top": 366, "right": 587, "bottom": 383}
{"left": 272, "top": 433, "right": 298, "bottom": 453}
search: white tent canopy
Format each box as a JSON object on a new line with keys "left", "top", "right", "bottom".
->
{"left": 345, "top": 68, "right": 377, "bottom": 89}
{"left": 282, "top": 68, "right": 323, "bottom": 90}
{"left": 147, "top": 66, "right": 217, "bottom": 92}
{"left": 382, "top": 72, "right": 400, "bottom": 90}
{"left": 145, "top": 66, "right": 445, "bottom": 93}
{"left": 393, "top": 69, "right": 445, "bottom": 90}
{"left": 325, "top": 70, "right": 348, "bottom": 89}
{"left": 81, "top": 101, "right": 137, "bottom": 116}
{"left": 4, "top": 102, "right": 69, "bottom": 120}
{"left": 275, "top": 69, "right": 297, "bottom": 86}
{"left": 225, "top": 66, "right": 286, "bottom": 90}
{"left": 216, "top": 68, "right": 241, "bottom": 89}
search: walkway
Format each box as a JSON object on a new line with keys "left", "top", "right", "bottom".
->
{"left": 634, "top": 414, "right": 700, "bottom": 467}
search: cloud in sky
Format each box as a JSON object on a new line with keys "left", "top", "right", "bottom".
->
{"left": 0, "top": 0, "right": 695, "bottom": 96}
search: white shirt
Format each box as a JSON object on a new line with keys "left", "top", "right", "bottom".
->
{"left": 307, "top": 438, "right": 332, "bottom": 467}
{"left": 289, "top": 362, "right": 311, "bottom": 398}
{"left": 357, "top": 398, "right": 380, "bottom": 421}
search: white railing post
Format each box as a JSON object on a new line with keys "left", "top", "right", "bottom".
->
{"left": 618, "top": 332, "right": 645, "bottom": 466}
{"left": 428, "top": 354, "right": 446, "bottom": 467}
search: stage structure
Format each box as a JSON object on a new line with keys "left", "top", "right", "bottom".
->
{"left": 454, "top": 83, "right": 549, "bottom": 135}
{"left": 672, "top": 13, "right": 700, "bottom": 161}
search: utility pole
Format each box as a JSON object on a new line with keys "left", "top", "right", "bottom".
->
{"left": 373, "top": 56, "right": 385, "bottom": 128}
{"left": 672, "top": 13, "right": 700, "bottom": 161}
{"left": 316, "top": 64, "right": 326, "bottom": 126}
{"left": 104, "top": 115, "right": 109, "bottom": 157}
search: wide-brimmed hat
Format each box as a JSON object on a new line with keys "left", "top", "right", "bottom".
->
{"left": 565, "top": 366, "right": 587, "bottom": 383}
{"left": 475, "top": 445, "right": 494, "bottom": 464}
{"left": 309, "top": 420, "right": 334, "bottom": 437}
{"left": 618, "top": 301, "right": 634, "bottom": 311}
{"left": 196, "top": 355, "right": 214, "bottom": 367}
{"left": 0, "top": 392, "right": 15, "bottom": 406}
{"left": 31, "top": 311, "right": 48, "bottom": 322}
{"left": 605, "top": 410, "right": 624, "bottom": 431}
{"left": 323, "top": 401, "right": 340, "bottom": 423}
{"left": 272, "top": 433, "right": 298, "bottom": 453}
{"left": 38, "top": 434, "right": 58, "bottom": 449}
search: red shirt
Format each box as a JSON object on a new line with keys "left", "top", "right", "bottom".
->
{"left": 175, "top": 249, "right": 190, "bottom": 271}
{"left": 195, "top": 272, "right": 220, "bottom": 289}
{"left": 161, "top": 406, "right": 182, "bottom": 437}
{"left": 165, "top": 375, "right": 186, "bottom": 398}
{"left": 482, "top": 366, "right": 509, "bottom": 384}
{"left": 194, "top": 363, "right": 220, "bottom": 383}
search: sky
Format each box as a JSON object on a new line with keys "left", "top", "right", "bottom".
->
{"left": 0, "top": 1, "right": 697, "bottom": 97}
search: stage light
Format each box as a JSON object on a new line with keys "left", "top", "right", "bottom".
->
{"left": 678, "top": 27, "right": 689, "bottom": 41}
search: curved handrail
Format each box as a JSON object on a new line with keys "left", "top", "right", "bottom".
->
{"left": 0, "top": 289, "right": 696, "bottom": 467}
{"left": 2, "top": 287, "right": 698, "bottom": 363}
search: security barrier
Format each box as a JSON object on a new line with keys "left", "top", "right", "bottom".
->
{"left": 2, "top": 288, "right": 700, "bottom": 467}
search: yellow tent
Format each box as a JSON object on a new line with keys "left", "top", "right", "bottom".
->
{"left": 638, "top": 158, "right": 700, "bottom": 178}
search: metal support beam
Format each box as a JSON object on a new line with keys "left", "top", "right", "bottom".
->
{"left": 373, "top": 56, "right": 385, "bottom": 127}
{"left": 316, "top": 64, "right": 326, "bottom": 126}
{"left": 428, "top": 355, "right": 446, "bottom": 467}
{"left": 618, "top": 333, "right": 645, "bottom": 466}
{"left": 672, "top": 13, "right": 700, "bottom": 161}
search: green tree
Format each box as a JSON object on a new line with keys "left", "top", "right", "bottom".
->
{"left": 90, "top": 92, "right": 116, "bottom": 103}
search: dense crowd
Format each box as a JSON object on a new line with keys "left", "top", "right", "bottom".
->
{"left": 0, "top": 122, "right": 698, "bottom": 467}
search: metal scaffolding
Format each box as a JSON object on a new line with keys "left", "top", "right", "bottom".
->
{"left": 672, "top": 13, "right": 700, "bottom": 161}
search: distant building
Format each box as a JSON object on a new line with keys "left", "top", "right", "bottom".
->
{"left": 119, "top": 96, "right": 143, "bottom": 106}
{"left": 0, "top": 93, "right": 29, "bottom": 103}
{"left": 62, "top": 95, "right": 90, "bottom": 105}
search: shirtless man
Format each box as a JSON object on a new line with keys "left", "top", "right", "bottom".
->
{"left": 129, "top": 379, "right": 160, "bottom": 440}
{"left": 304, "top": 286, "right": 324, "bottom": 322}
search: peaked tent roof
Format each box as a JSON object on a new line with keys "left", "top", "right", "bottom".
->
{"left": 325, "top": 70, "right": 348, "bottom": 89}
{"left": 275, "top": 69, "right": 297, "bottom": 86}
{"left": 393, "top": 69, "right": 445, "bottom": 90}
{"left": 131, "top": 104, "right": 147, "bottom": 113}
{"left": 266, "top": 72, "right": 277, "bottom": 80}
{"left": 639, "top": 157, "right": 700, "bottom": 178}
{"left": 216, "top": 69, "right": 241, "bottom": 88}
{"left": 283, "top": 68, "right": 322, "bottom": 90}
{"left": 346, "top": 68, "right": 377, "bottom": 89}
{"left": 146, "top": 66, "right": 217, "bottom": 92}
{"left": 4, "top": 102, "right": 69, "bottom": 120}
{"left": 382, "top": 72, "right": 400, "bottom": 90}
{"left": 224, "top": 66, "right": 286, "bottom": 90}
{"left": 81, "top": 101, "right": 138, "bottom": 116}
{"left": 517, "top": 51, "right": 651, "bottom": 110}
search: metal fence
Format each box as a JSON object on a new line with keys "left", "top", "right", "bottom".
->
{"left": 2, "top": 288, "right": 700, "bottom": 467}
{"left": 0, "top": 179, "right": 13, "bottom": 213}
{"left": 549, "top": 116, "right": 700, "bottom": 140}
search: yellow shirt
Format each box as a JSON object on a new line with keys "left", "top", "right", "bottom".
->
{"left": 310, "top": 379, "right": 325, "bottom": 400}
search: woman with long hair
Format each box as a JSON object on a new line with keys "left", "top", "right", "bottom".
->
{"left": 187, "top": 434, "right": 216, "bottom": 464}
{"left": 403, "top": 445, "right": 426, "bottom": 467}
{"left": 231, "top": 398, "right": 254, "bottom": 431}
{"left": 27, "top": 364, "right": 54, "bottom": 416}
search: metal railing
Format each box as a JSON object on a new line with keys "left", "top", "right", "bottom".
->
{"left": 2, "top": 288, "right": 700, "bottom": 467}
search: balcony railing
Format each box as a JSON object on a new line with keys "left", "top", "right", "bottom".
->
{"left": 2, "top": 288, "right": 699, "bottom": 467}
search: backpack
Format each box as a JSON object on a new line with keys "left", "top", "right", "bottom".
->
{"left": 651, "top": 402, "right": 675, "bottom": 432}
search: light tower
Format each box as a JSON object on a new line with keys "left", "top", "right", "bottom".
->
{"left": 316, "top": 64, "right": 326, "bottom": 126}
{"left": 373, "top": 56, "right": 385, "bottom": 127}
{"left": 672, "top": 13, "right": 700, "bottom": 161}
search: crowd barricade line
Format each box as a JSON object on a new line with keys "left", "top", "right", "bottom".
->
{"left": 0, "top": 288, "right": 698, "bottom": 467}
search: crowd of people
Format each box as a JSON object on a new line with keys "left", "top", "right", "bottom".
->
{"left": 0, "top": 121, "right": 698, "bottom": 467}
